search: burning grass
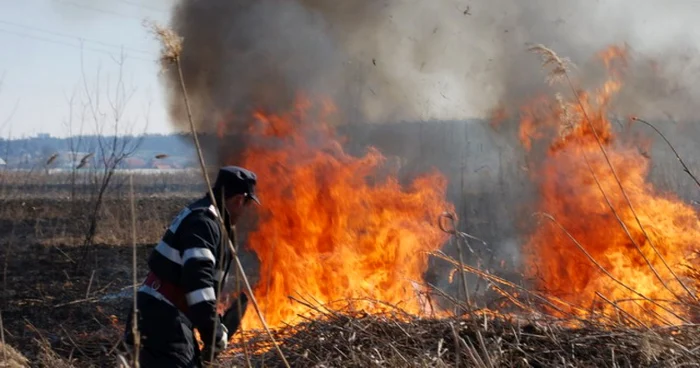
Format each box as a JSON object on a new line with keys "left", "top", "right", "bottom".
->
{"left": 213, "top": 42, "right": 700, "bottom": 367}
{"left": 519, "top": 44, "right": 700, "bottom": 327}
{"left": 218, "top": 233, "right": 700, "bottom": 367}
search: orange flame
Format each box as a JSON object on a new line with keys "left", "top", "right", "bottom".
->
{"left": 521, "top": 46, "right": 700, "bottom": 326}
{"left": 229, "top": 96, "right": 454, "bottom": 330}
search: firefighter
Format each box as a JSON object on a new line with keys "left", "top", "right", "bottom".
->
{"left": 124, "top": 166, "right": 259, "bottom": 367}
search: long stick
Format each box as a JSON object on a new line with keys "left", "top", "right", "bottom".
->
{"left": 1, "top": 311, "right": 6, "bottom": 365}
{"left": 455, "top": 237, "right": 472, "bottom": 313}
{"left": 130, "top": 175, "right": 140, "bottom": 367}
{"left": 174, "top": 57, "right": 290, "bottom": 368}
{"left": 208, "top": 189, "right": 228, "bottom": 363}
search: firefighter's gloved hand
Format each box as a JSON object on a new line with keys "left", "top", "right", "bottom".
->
{"left": 202, "top": 322, "right": 229, "bottom": 363}
{"left": 215, "top": 322, "right": 229, "bottom": 351}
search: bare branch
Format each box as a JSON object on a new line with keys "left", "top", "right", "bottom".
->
{"left": 632, "top": 117, "right": 700, "bottom": 189}
{"left": 75, "top": 46, "right": 144, "bottom": 267}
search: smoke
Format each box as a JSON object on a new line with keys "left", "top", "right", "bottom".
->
{"left": 164, "top": 0, "right": 700, "bottom": 134}
{"left": 162, "top": 0, "right": 700, "bottom": 307}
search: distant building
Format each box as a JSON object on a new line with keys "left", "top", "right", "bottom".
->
{"left": 123, "top": 157, "right": 147, "bottom": 168}
{"left": 153, "top": 163, "right": 173, "bottom": 170}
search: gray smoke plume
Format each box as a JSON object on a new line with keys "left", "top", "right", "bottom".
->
{"left": 164, "top": 0, "right": 700, "bottom": 134}
{"left": 163, "top": 0, "right": 700, "bottom": 306}
{"left": 163, "top": 0, "right": 700, "bottom": 249}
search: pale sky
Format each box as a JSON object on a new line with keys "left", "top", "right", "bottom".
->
{"left": 0, "top": 0, "right": 174, "bottom": 138}
{"left": 2, "top": 0, "right": 700, "bottom": 139}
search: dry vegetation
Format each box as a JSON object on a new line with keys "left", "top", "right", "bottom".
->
{"left": 1, "top": 168, "right": 697, "bottom": 368}
{"left": 227, "top": 313, "right": 700, "bottom": 368}
{"left": 0, "top": 172, "right": 195, "bottom": 367}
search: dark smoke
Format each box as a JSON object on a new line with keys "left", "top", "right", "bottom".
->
{"left": 165, "top": 0, "right": 700, "bottom": 131}
{"left": 164, "top": 0, "right": 700, "bottom": 301}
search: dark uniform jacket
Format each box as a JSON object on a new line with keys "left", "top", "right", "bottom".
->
{"left": 126, "top": 195, "right": 233, "bottom": 363}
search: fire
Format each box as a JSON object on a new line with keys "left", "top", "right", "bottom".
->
{"left": 521, "top": 45, "right": 700, "bottom": 326}
{"left": 228, "top": 96, "right": 453, "bottom": 330}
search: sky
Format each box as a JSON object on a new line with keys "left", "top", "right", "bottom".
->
{"left": 2, "top": 0, "right": 700, "bottom": 139}
{"left": 0, "top": 0, "right": 175, "bottom": 138}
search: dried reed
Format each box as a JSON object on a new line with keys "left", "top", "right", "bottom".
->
{"left": 227, "top": 309, "right": 700, "bottom": 367}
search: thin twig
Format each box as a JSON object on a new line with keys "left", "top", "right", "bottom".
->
{"left": 86, "top": 270, "right": 95, "bottom": 299}
{"left": 450, "top": 322, "right": 461, "bottom": 367}
{"left": 236, "top": 265, "right": 253, "bottom": 368}
{"left": 130, "top": 175, "right": 140, "bottom": 367}
{"left": 59, "top": 324, "right": 90, "bottom": 359}
{"left": 632, "top": 117, "right": 700, "bottom": 189}
{"left": 594, "top": 292, "right": 646, "bottom": 328}
{"left": 438, "top": 212, "right": 478, "bottom": 326}
{"left": 576, "top": 146, "right": 681, "bottom": 301}
{"left": 209, "top": 188, "right": 229, "bottom": 363}
{"left": 0, "top": 311, "right": 6, "bottom": 364}
{"left": 53, "top": 296, "right": 101, "bottom": 308}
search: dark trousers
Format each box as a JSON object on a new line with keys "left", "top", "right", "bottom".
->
{"left": 124, "top": 293, "right": 201, "bottom": 368}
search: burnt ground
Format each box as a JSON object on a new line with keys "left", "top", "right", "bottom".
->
{"left": 0, "top": 194, "right": 260, "bottom": 367}
{"left": 5, "top": 242, "right": 698, "bottom": 368}
{"left": 2, "top": 242, "right": 148, "bottom": 367}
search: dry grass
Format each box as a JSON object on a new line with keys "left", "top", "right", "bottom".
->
{"left": 0, "top": 341, "right": 29, "bottom": 368}
{"left": 218, "top": 222, "right": 700, "bottom": 368}
{"left": 0, "top": 195, "right": 193, "bottom": 247}
{"left": 527, "top": 43, "right": 574, "bottom": 85}
{"left": 227, "top": 312, "right": 700, "bottom": 368}
{"left": 0, "top": 169, "right": 204, "bottom": 198}
{"left": 146, "top": 21, "right": 183, "bottom": 66}
{"left": 35, "top": 339, "right": 76, "bottom": 368}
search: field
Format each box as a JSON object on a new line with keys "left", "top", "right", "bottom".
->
{"left": 2, "top": 113, "right": 700, "bottom": 367}
{"left": 0, "top": 171, "right": 267, "bottom": 367}
{"left": 2, "top": 183, "right": 699, "bottom": 368}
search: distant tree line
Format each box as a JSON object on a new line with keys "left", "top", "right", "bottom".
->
{"left": 0, "top": 133, "right": 197, "bottom": 161}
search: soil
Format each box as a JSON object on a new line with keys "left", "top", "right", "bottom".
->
{"left": 0, "top": 195, "right": 261, "bottom": 367}
{"left": 2, "top": 242, "right": 148, "bottom": 367}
